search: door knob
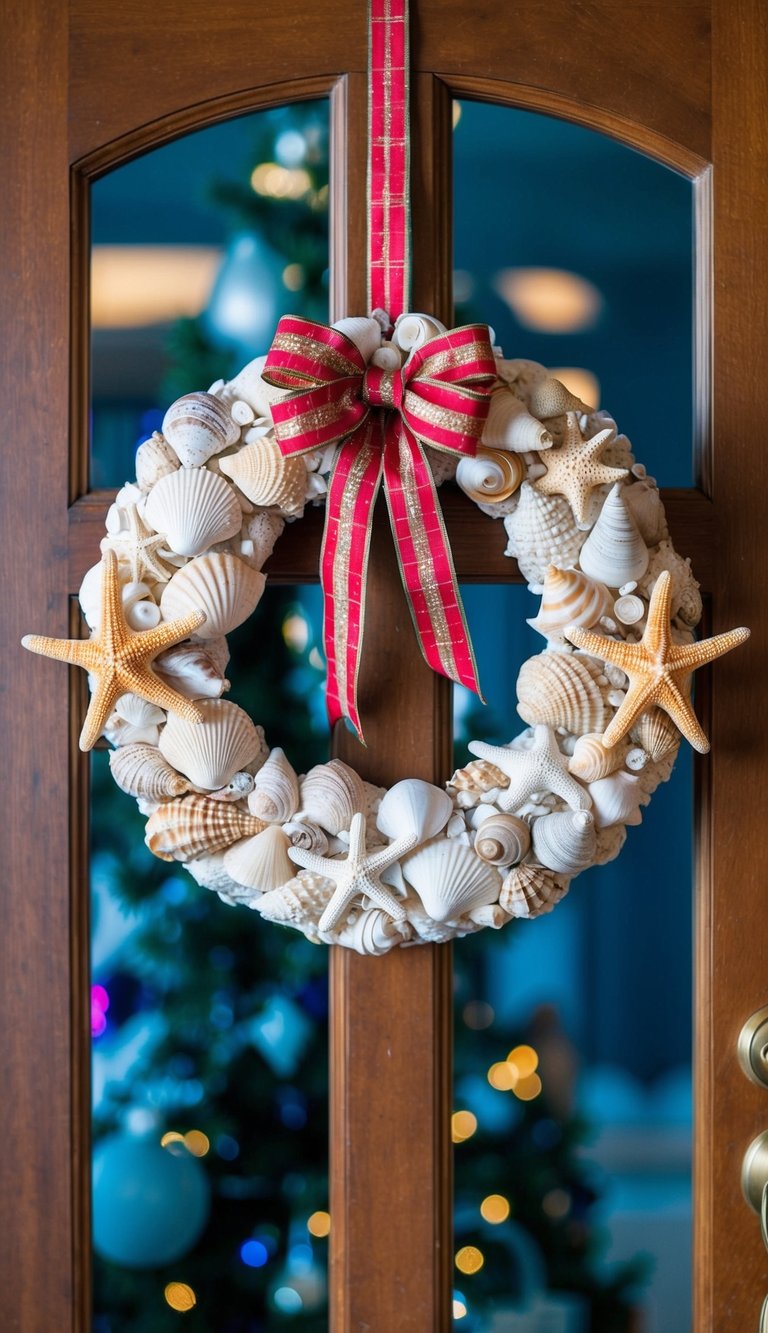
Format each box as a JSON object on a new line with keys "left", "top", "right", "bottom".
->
{"left": 739, "top": 1007, "right": 768, "bottom": 1089}
{"left": 742, "top": 1131, "right": 768, "bottom": 1225}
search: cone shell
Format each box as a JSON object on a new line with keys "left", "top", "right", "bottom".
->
{"left": 504, "top": 483, "right": 585, "bottom": 588}
{"left": 160, "top": 553, "right": 265, "bottom": 639}
{"left": 218, "top": 439, "right": 306, "bottom": 515}
{"left": 109, "top": 743, "right": 193, "bottom": 801}
{"left": 474, "top": 813, "right": 530, "bottom": 867}
{"left": 632, "top": 707, "right": 681, "bottom": 762}
{"left": 499, "top": 863, "right": 570, "bottom": 919}
{"left": 299, "top": 759, "right": 366, "bottom": 836}
{"left": 449, "top": 758, "right": 509, "bottom": 797}
{"left": 527, "top": 565, "right": 613, "bottom": 643}
{"left": 376, "top": 778, "right": 452, "bottom": 844}
{"left": 135, "top": 433, "right": 180, "bottom": 491}
{"left": 159, "top": 698, "right": 263, "bottom": 790}
{"left": 224, "top": 824, "right": 296, "bottom": 892}
{"left": 567, "top": 732, "right": 626, "bottom": 782}
{"left": 531, "top": 809, "right": 596, "bottom": 874}
{"left": 255, "top": 871, "right": 335, "bottom": 926}
{"left": 528, "top": 376, "right": 589, "bottom": 420}
{"left": 482, "top": 388, "right": 553, "bottom": 452}
{"left": 145, "top": 466, "right": 242, "bottom": 558}
{"left": 145, "top": 794, "right": 265, "bottom": 862}
{"left": 578, "top": 483, "right": 650, "bottom": 587}
{"left": 516, "top": 651, "right": 611, "bottom": 735}
{"left": 247, "top": 747, "right": 299, "bottom": 823}
{"left": 333, "top": 315, "right": 383, "bottom": 361}
{"left": 402, "top": 839, "right": 501, "bottom": 923}
{"left": 161, "top": 391, "right": 239, "bottom": 467}
{"left": 456, "top": 449, "right": 525, "bottom": 504}
{"left": 332, "top": 907, "right": 411, "bottom": 954}
{"left": 587, "top": 770, "right": 649, "bottom": 829}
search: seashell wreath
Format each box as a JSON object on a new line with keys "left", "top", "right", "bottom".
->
{"left": 23, "top": 312, "right": 750, "bottom": 952}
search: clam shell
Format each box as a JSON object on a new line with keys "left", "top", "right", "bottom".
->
{"left": 473, "top": 813, "right": 530, "bottom": 867}
{"left": 567, "top": 732, "right": 626, "bottom": 782}
{"left": 376, "top": 778, "right": 452, "bottom": 844}
{"left": 456, "top": 449, "right": 525, "bottom": 505}
{"left": 587, "top": 770, "right": 649, "bottom": 829}
{"left": 255, "top": 871, "right": 335, "bottom": 926}
{"left": 154, "top": 640, "right": 231, "bottom": 699}
{"left": 135, "top": 433, "right": 180, "bottom": 491}
{"left": 333, "top": 315, "right": 382, "bottom": 361}
{"left": 247, "top": 747, "right": 299, "bottom": 823}
{"left": 299, "top": 759, "right": 366, "bottom": 836}
{"left": 527, "top": 565, "right": 613, "bottom": 643}
{"left": 223, "top": 824, "right": 296, "bottom": 892}
{"left": 504, "top": 483, "right": 585, "bottom": 588}
{"left": 528, "top": 377, "right": 589, "bottom": 420}
{"left": 499, "top": 863, "right": 570, "bottom": 919}
{"left": 145, "top": 467, "right": 242, "bottom": 558}
{"left": 331, "top": 907, "right": 411, "bottom": 954}
{"left": 578, "top": 483, "right": 650, "bottom": 587}
{"left": 109, "top": 743, "right": 192, "bottom": 801}
{"left": 161, "top": 391, "right": 240, "bottom": 467}
{"left": 402, "top": 839, "right": 501, "bottom": 923}
{"left": 516, "top": 651, "right": 610, "bottom": 735}
{"left": 145, "top": 794, "right": 265, "bottom": 862}
{"left": 282, "top": 819, "right": 330, "bottom": 857}
{"left": 530, "top": 809, "right": 596, "bottom": 874}
{"left": 632, "top": 707, "right": 681, "bottom": 762}
{"left": 393, "top": 312, "right": 446, "bottom": 353}
{"left": 218, "top": 439, "right": 306, "bottom": 515}
{"left": 449, "top": 758, "right": 509, "bottom": 797}
{"left": 482, "top": 388, "right": 553, "bottom": 452}
{"left": 159, "top": 698, "right": 263, "bottom": 790}
{"left": 160, "top": 553, "right": 265, "bottom": 639}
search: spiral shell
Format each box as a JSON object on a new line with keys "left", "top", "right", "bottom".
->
{"left": 528, "top": 376, "right": 589, "bottom": 420}
{"left": 135, "top": 433, "right": 180, "bottom": 491}
{"left": 145, "top": 466, "right": 242, "bottom": 558}
{"left": 499, "top": 863, "right": 570, "bottom": 919}
{"left": 567, "top": 732, "right": 627, "bottom": 782}
{"left": 331, "top": 908, "right": 412, "bottom": 955}
{"left": 255, "top": 871, "right": 335, "bottom": 927}
{"left": 393, "top": 312, "right": 446, "bottom": 352}
{"left": 449, "top": 758, "right": 509, "bottom": 797}
{"left": 282, "top": 819, "right": 330, "bottom": 857}
{"left": 299, "top": 760, "right": 366, "bottom": 836}
{"left": 247, "top": 747, "right": 300, "bottom": 823}
{"left": 333, "top": 315, "right": 383, "bottom": 361}
{"left": 587, "top": 770, "right": 649, "bottom": 829}
{"left": 145, "top": 795, "right": 265, "bottom": 862}
{"left": 376, "top": 778, "right": 452, "bottom": 844}
{"left": 161, "top": 391, "right": 240, "bottom": 467}
{"left": 531, "top": 809, "right": 596, "bottom": 874}
{"left": 482, "top": 387, "right": 553, "bottom": 452}
{"left": 456, "top": 449, "right": 525, "bottom": 504}
{"left": 159, "top": 698, "right": 263, "bottom": 790}
{"left": 504, "top": 483, "right": 585, "bottom": 588}
{"left": 473, "top": 813, "right": 530, "bottom": 867}
{"left": 402, "top": 839, "right": 501, "bottom": 923}
{"left": 224, "top": 825, "right": 296, "bottom": 893}
{"left": 527, "top": 565, "right": 613, "bottom": 643}
{"left": 516, "top": 651, "right": 610, "bottom": 735}
{"left": 218, "top": 439, "right": 307, "bottom": 515}
{"left": 632, "top": 707, "right": 681, "bottom": 762}
{"left": 577, "top": 483, "right": 650, "bottom": 587}
{"left": 160, "top": 553, "right": 265, "bottom": 640}
{"left": 109, "top": 743, "right": 193, "bottom": 801}
{"left": 154, "top": 641, "right": 230, "bottom": 699}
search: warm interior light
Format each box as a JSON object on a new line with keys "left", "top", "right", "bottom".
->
{"left": 548, "top": 367, "right": 600, "bottom": 409}
{"left": 494, "top": 267, "right": 603, "bottom": 333}
{"left": 451, "top": 1110, "right": 478, "bottom": 1143}
{"left": 251, "top": 162, "right": 312, "bottom": 200}
{"left": 307, "top": 1210, "right": 331, "bottom": 1237}
{"left": 455, "top": 1245, "right": 485, "bottom": 1275}
{"left": 487, "top": 1061, "right": 517, "bottom": 1091}
{"left": 506, "top": 1045, "right": 539, "bottom": 1078}
{"left": 164, "top": 1282, "right": 197, "bottom": 1311}
{"left": 91, "top": 245, "right": 222, "bottom": 329}
{"left": 480, "top": 1193, "right": 511, "bottom": 1224}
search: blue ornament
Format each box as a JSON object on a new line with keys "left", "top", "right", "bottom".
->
{"left": 92, "top": 1131, "right": 210, "bottom": 1268}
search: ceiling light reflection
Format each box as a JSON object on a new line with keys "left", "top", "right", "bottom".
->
{"left": 494, "top": 267, "right": 603, "bottom": 333}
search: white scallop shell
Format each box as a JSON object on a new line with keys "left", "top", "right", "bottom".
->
{"left": 482, "top": 388, "right": 553, "bottom": 452}
{"left": 223, "top": 825, "right": 296, "bottom": 893}
{"left": 632, "top": 707, "right": 681, "bottom": 762}
{"left": 299, "top": 760, "right": 367, "bottom": 836}
{"left": 159, "top": 698, "right": 263, "bottom": 790}
{"left": 247, "top": 747, "right": 299, "bottom": 823}
{"left": 161, "top": 391, "right": 240, "bottom": 467}
{"left": 587, "top": 770, "right": 650, "bottom": 829}
{"left": 578, "top": 483, "right": 650, "bottom": 587}
{"left": 401, "top": 839, "right": 501, "bottom": 923}
{"left": 255, "top": 871, "right": 335, "bottom": 926}
{"left": 504, "top": 483, "right": 585, "bottom": 588}
{"left": 567, "top": 732, "right": 627, "bottom": 782}
{"left": 499, "top": 863, "right": 570, "bottom": 919}
{"left": 530, "top": 809, "right": 596, "bottom": 874}
{"left": 114, "top": 694, "right": 166, "bottom": 728}
{"left": 456, "top": 449, "right": 525, "bottom": 504}
{"left": 218, "top": 439, "right": 307, "bottom": 515}
{"left": 473, "top": 813, "right": 530, "bottom": 867}
{"left": 376, "top": 778, "right": 452, "bottom": 844}
{"left": 332, "top": 315, "right": 383, "bottom": 361}
{"left": 145, "top": 467, "right": 242, "bottom": 558}
{"left": 331, "top": 908, "right": 412, "bottom": 954}
{"left": 516, "top": 651, "right": 611, "bottom": 735}
{"left": 393, "top": 312, "right": 446, "bottom": 353}
{"left": 160, "top": 554, "right": 265, "bottom": 639}
{"left": 135, "top": 433, "right": 180, "bottom": 491}
{"left": 154, "top": 640, "right": 231, "bottom": 699}
{"left": 527, "top": 565, "right": 613, "bottom": 643}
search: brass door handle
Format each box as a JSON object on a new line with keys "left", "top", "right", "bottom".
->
{"left": 739, "top": 1007, "right": 768, "bottom": 1090}
{"left": 742, "top": 1133, "right": 768, "bottom": 1217}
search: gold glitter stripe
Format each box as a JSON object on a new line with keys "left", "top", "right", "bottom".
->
{"left": 271, "top": 331, "right": 360, "bottom": 379}
{"left": 276, "top": 388, "right": 362, "bottom": 441}
{"left": 404, "top": 391, "right": 485, "bottom": 437}
{"left": 332, "top": 434, "right": 381, "bottom": 709}
{"left": 397, "top": 435, "right": 456, "bottom": 678}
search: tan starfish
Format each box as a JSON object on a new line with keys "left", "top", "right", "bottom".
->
{"left": 564, "top": 570, "right": 750, "bottom": 753}
{"left": 533, "top": 411, "right": 628, "bottom": 526}
{"left": 101, "top": 503, "right": 177, "bottom": 585}
{"left": 22, "top": 549, "right": 206, "bottom": 751}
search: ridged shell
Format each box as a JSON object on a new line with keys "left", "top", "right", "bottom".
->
{"left": 185, "top": 849, "right": 255, "bottom": 903}
{"left": 578, "top": 483, "right": 650, "bottom": 587}
{"left": 114, "top": 694, "right": 165, "bottom": 728}
{"left": 456, "top": 449, "right": 525, "bottom": 504}
{"left": 516, "top": 651, "right": 610, "bottom": 735}
{"left": 632, "top": 707, "right": 681, "bottom": 762}
{"left": 109, "top": 743, "right": 192, "bottom": 801}
{"left": 528, "top": 377, "right": 589, "bottom": 420}
{"left": 530, "top": 809, "right": 596, "bottom": 874}
{"left": 282, "top": 819, "right": 330, "bottom": 857}
{"left": 567, "top": 732, "right": 627, "bottom": 782}
{"left": 449, "top": 758, "right": 509, "bottom": 796}
{"left": 223, "top": 825, "right": 296, "bottom": 892}
{"left": 504, "top": 483, "right": 585, "bottom": 588}
{"left": 247, "top": 747, "right": 299, "bottom": 823}
{"left": 376, "top": 778, "right": 452, "bottom": 844}
{"left": 587, "top": 770, "right": 649, "bottom": 829}
{"left": 255, "top": 871, "right": 335, "bottom": 926}
{"left": 154, "top": 640, "right": 230, "bottom": 699}
{"left": 527, "top": 565, "right": 613, "bottom": 643}
{"left": 331, "top": 908, "right": 411, "bottom": 955}
{"left": 299, "top": 760, "right": 366, "bottom": 836}
{"left": 161, "top": 391, "right": 239, "bottom": 467}
{"left": 623, "top": 477, "right": 668, "bottom": 547}
{"left": 218, "top": 439, "right": 306, "bottom": 515}
{"left": 160, "top": 553, "right": 265, "bottom": 639}
{"left": 333, "top": 315, "right": 383, "bottom": 361}
{"left": 145, "top": 795, "right": 265, "bottom": 862}
{"left": 499, "top": 863, "right": 570, "bottom": 919}
{"left": 135, "top": 433, "right": 180, "bottom": 491}
{"left": 482, "top": 388, "right": 553, "bottom": 452}
{"left": 402, "top": 839, "right": 501, "bottom": 923}
{"left": 159, "top": 698, "right": 263, "bottom": 790}
{"left": 145, "top": 467, "right": 242, "bottom": 557}
{"left": 474, "top": 813, "right": 530, "bottom": 867}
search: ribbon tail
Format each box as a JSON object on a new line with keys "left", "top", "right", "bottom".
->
{"left": 382, "top": 421, "right": 483, "bottom": 701}
{"left": 320, "top": 418, "right": 384, "bottom": 742}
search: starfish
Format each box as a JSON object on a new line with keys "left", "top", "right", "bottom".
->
{"left": 564, "top": 570, "right": 750, "bottom": 753}
{"left": 288, "top": 811, "right": 418, "bottom": 934}
{"left": 532, "top": 411, "right": 628, "bottom": 526}
{"left": 22, "top": 549, "right": 206, "bottom": 751}
{"left": 102, "top": 503, "right": 177, "bottom": 585}
{"left": 468, "top": 725, "right": 592, "bottom": 813}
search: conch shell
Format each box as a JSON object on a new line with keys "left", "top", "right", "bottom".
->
{"left": 218, "top": 438, "right": 307, "bottom": 516}
{"left": 109, "top": 742, "right": 193, "bottom": 801}
{"left": 499, "top": 863, "right": 570, "bottom": 918}
{"left": 161, "top": 391, "right": 239, "bottom": 467}
{"left": 504, "top": 483, "right": 585, "bottom": 588}
{"left": 160, "top": 553, "right": 265, "bottom": 640}
{"left": 402, "top": 839, "right": 501, "bottom": 923}
{"left": 299, "top": 759, "right": 366, "bottom": 836}
{"left": 223, "top": 824, "right": 296, "bottom": 893}
{"left": 158, "top": 698, "right": 263, "bottom": 790}
{"left": 145, "top": 794, "right": 265, "bottom": 862}
{"left": 587, "top": 770, "right": 650, "bottom": 829}
{"left": 530, "top": 809, "right": 597, "bottom": 874}
{"left": 154, "top": 640, "right": 230, "bottom": 699}
{"left": 473, "top": 813, "right": 530, "bottom": 867}
{"left": 526, "top": 565, "right": 613, "bottom": 644}
{"left": 144, "top": 466, "right": 242, "bottom": 558}
{"left": 282, "top": 819, "right": 330, "bottom": 857}
{"left": 247, "top": 747, "right": 300, "bottom": 823}
{"left": 482, "top": 387, "right": 553, "bottom": 452}
{"left": 331, "top": 908, "right": 412, "bottom": 954}
{"left": 567, "top": 732, "right": 627, "bottom": 783}
{"left": 528, "top": 376, "right": 589, "bottom": 420}
{"left": 516, "top": 651, "right": 611, "bottom": 735}
{"left": 456, "top": 449, "right": 525, "bottom": 504}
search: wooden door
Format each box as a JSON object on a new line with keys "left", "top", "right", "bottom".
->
{"left": 2, "top": 2, "right": 765, "bottom": 1328}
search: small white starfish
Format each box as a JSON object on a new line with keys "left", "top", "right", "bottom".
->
{"left": 102, "top": 503, "right": 177, "bottom": 585}
{"left": 288, "top": 811, "right": 417, "bottom": 934}
{"left": 468, "top": 725, "right": 592, "bottom": 814}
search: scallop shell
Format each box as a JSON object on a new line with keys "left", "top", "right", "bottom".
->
{"left": 499, "top": 863, "right": 570, "bottom": 919}
{"left": 449, "top": 758, "right": 509, "bottom": 797}
{"left": 332, "top": 315, "right": 383, "bottom": 361}
{"left": 154, "top": 640, "right": 231, "bottom": 699}
{"left": 456, "top": 449, "right": 525, "bottom": 505}
{"left": 504, "top": 483, "right": 585, "bottom": 588}
{"left": 578, "top": 483, "right": 650, "bottom": 587}
{"left": 587, "top": 770, "right": 649, "bottom": 829}
{"left": 223, "top": 824, "right": 296, "bottom": 893}
{"left": 331, "top": 908, "right": 411, "bottom": 954}
{"left": 145, "top": 795, "right": 265, "bottom": 862}
{"left": 135, "top": 433, "right": 180, "bottom": 491}
{"left": 109, "top": 743, "right": 192, "bottom": 801}
{"left": 255, "top": 871, "right": 335, "bottom": 926}
{"left": 299, "top": 760, "right": 366, "bottom": 836}
{"left": 247, "top": 747, "right": 300, "bottom": 823}
{"left": 528, "top": 377, "right": 589, "bottom": 420}
{"left": 161, "top": 391, "right": 240, "bottom": 467}
{"left": 401, "top": 839, "right": 501, "bottom": 923}
{"left": 567, "top": 732, "right": 627, "bottom": 782}
{"left": 527, "top": 565, "right": 613, "bottom": 643}
{"left": 632, "top": 707, "right": 681, "bottom": 762}
{"left": 482, "top": 388, "right": 553, "bottom": 452}
{"left": 516, "top": 651, "right": 610, "bottom": 735}
{"left": 145, "top": 466, "right": 242, "bottom": 558}
{"left": 218, "top": 439, "right": 306, "bottom": 515}
{"left": 473, "top": 813, "right": 530, "bottom": 867}
{"left": 623, "top": 477, "right": 668, "bottom": 547}
{"left": 114, "top": 694, "right": 166, "bottom": 729}
{"left": 159, "top": 698, "right": 263, "bottom": 790}
{"left": 393, "top": 312, "right": 446, "bottom": 353}
{"left": 160, "top": 553, "right": 265, "bottom": 639}
{"left": 282, "top": 819, "right": 330, "bottom": 857}
{"left": 530, "top": 809, "right": 596, "bottom": 874}
{"left": 376, "top": 778, "right": 452, "bottom": 844}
